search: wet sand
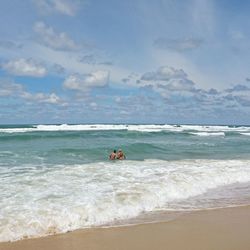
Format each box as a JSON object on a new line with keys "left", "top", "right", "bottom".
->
{"left": 1, "top": 205, "right": 250, "bottom": 250}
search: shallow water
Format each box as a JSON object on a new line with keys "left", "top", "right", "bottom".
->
{"left": 1, "top": 124, "right": 250, "bottom": 242}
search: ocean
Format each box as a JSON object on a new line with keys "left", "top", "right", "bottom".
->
{"left": 1, "top": 124, "right": 250, "bottom": 242}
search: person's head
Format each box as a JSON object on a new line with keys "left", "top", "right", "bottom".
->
{"left": 113, "top": 150, "right": 116, "bottom": 153}
{"left": 118, "top": 149, "right": 122, "bottom": 152}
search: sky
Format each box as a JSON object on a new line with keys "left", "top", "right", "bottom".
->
{"left": 0, "top": 0, "right": 250, "bottom": 124}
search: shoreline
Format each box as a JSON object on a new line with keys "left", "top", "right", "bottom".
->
{"left": 1, "top": 205, "right": 250, "bottom": 250}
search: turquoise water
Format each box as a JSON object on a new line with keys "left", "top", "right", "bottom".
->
{"left": 1, "top": 124, "right": 250, "bottom": 242}
{"left": 1, "top": 124, "right": 250, "bottom": 166}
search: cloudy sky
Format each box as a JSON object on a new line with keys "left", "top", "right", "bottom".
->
{"left": 1, "top": 0, "right": 250, "bottom": 124}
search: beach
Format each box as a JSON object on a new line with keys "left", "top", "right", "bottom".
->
{"left": 2, "top": 0, "right": 250, "bottom": 248}
{"left": 1, "top": 205, "right": 250, "bottom": 250}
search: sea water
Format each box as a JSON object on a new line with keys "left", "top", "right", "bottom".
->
{"left": 0, "top": 124, "right": 250, "bottom": 242}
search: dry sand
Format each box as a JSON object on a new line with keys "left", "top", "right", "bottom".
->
{"left": 1, "top": 205, "right": 250, "bottom": 250}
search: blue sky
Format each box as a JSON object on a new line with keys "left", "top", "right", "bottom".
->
{"left": 1, "top": 0, "right": 250, "bottom": 124}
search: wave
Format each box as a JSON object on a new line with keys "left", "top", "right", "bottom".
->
{"left": 240, "top": 133, "right": 250, "bottom": 136}
{"left": 189, "top": 132, "right": 225, "bottom": 137}
{"left": 0, "top": 124, "right": 250, "bottom": 134}
{"left": 1, "top": 159, "right": 250, "bottom": 242}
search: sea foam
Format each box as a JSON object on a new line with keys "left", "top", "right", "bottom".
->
{"left": 189, "top": 132, "right": 225, "bottom": 136}
{"left": 0, "top": 159, "right": 250, "bottom": 242}
{"left": 0, "top": 124, "right": 250, "bottom": 134}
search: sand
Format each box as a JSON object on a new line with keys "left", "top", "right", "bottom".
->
{"left": 1, "top": 205, "right": 250, "bottom": 250}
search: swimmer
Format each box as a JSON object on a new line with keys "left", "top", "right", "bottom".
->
{"left": 116, "top": 149, "right": 126, "bottom": 160}
{"left": 109, "top": 150, "right": 117, "bottom": 160}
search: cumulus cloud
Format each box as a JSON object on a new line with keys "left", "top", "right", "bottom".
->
{"left": 120, "top": 73, "right": 143, "bottom": 84}
{"left": 63, "top": 70, "right": 109, "bottom": 92}
{"left": 79, "top": 54, "right": 96, "bottom": 64}
{"left": 121, "top": 78, "right": 130, "bottom": 83}
{"left": 33, "top": 0, "right": 81, "bottom": 16}
{"left": 141, "top": 66, "right": 188, "bottom": 82}
{"left": 2, "top": 58, "right": 47, "bottom": 77}
{"left": 0, "top": 79, "right": 64, "bottom": 105}
{"left": 206, "top": 88, "right": 219, "bottom": 95}
{"left": 121, "top": 65, "right": 250, "bottom": 114}
{"left": 223, "top": 84, "right": 250, "bottom": 107}
{"left": 225, "top": 84, "right": 250, "bottom": 93}
{"left": 0, "top": 80, "right": 23, "bottom": 97}
{"left": 51, "top": 63, "right": 65, "bottom": 74}
{"left": 79, "top": 54, "right": 113, "bottom": 66}
{"left": 139, "top": 66, "right": 250, "bottom": 112}
{"left": 22, "top": 92, "right": 63, "bottom": 104}
{"left": 138, "top": 66, "right": 196, "bottom": 98}
{"left": 154, "top": 37, "right": 203, "bottom": 52}
{"left": 234, "top": 96, "right": 250, "bottom": 107}
{"left": 33, "top": 21, "right": 79, "bottom": 51}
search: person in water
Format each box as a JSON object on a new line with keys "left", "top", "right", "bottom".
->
{"left": 109, "top": 150, "right": 117, "bottom": 160}
{"left": 116, "top": 149, "right": 126, "bottom": 160}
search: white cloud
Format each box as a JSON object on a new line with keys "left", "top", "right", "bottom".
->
{"left": 0, "top": 80, "right": 23, "bottom": 97}
{"left": 139, "top": 67, "right": 216, "bottom": 100}
{"left": 79, "top": 54, "right": 96, "bottom": 64}
{"left": 223, "top": 84, "right": 250, "bottom": 107}
{"left": 142, "top": 66, "right": 194, "bottom": 92}
{"left": 33, "top": 22, "right": 78, "bottom": 51}
{"left": 2, "top": 58, "right": 47, "bottom": 77}
{"left": 34, "top": 0, "right": 81, "bottom": 16}
{"left": 63, "top": 70, "right": 109, "bottom": 92}
{"left": 3, "top": 37, "right": 129, "bottom": 85}
{"left": 129, "top": 66, "right": 250, "bottom": 112}
{"left": 150, "top": 46, "right": 221, "bottom": 90}
{"left": 141, "top": 66, "right": 187, "bottom": 82}
{"left": 52, "top": 0, "right": 79, "bottom": 16}
{"left": 123, "top": 66, "right": 197, "bottom": 100}
{"left": 0, "top": 79, "right": 64, "bottom": 105}
{"left": 162, "top": 78, "right": 195, "bottom": 92}
{"left": 22, "top": 92, "right": 63, "bottom": 104}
